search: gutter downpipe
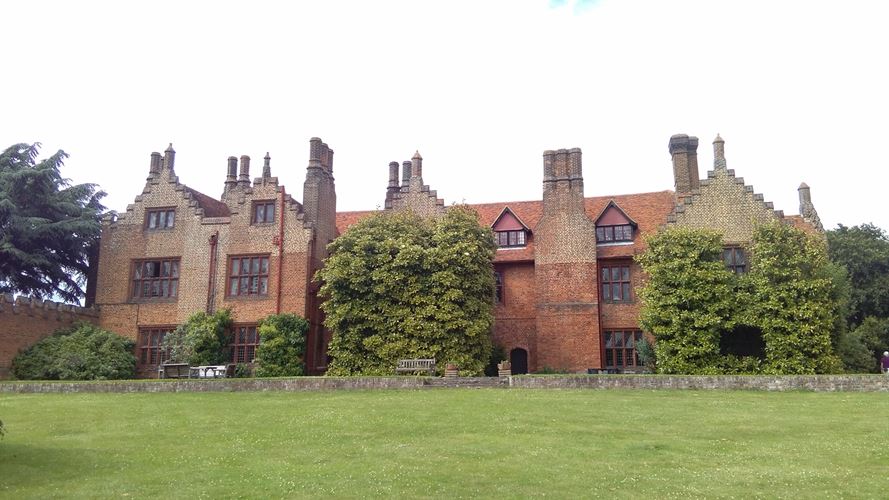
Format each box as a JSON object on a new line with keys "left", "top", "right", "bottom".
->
{"left": 206, "top": 231, "right": 219, "bottom": 314}
{"left": 276, "top": 188, "right": 285, "bottom": 314}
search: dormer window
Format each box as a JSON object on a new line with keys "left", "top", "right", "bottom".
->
{"left": 491, "top": 207, "right": 530, "bottom": 249}
{"left": 594, "top": 201, "right": 637, "bottom": 245}
{"left": 596, "top": 225, "right": 633, "bottom": 243}
{"left": 496, "top": 230, "right": 526, "bottom": 248}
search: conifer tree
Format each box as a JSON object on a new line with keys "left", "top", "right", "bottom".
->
{"left": 0, "top": 143, "right": 105, "bottom": 303}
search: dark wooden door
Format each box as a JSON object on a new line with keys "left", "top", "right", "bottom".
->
{"left": 510, "top": 348, "right": 528, "bottom": 374}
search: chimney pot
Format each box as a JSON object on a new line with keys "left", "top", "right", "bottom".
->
{"left": 388, "top": 161, "right": 399, "bottom": 188}
{"left": 670, "top": 134, "right": 692, "bottom": 195}
{"left": 149, "top": 152, "right": 162, "bottom": 176}
{"left": 239, "top": 155, "right": 251, "bottom": 184}
{"left": 401, "top": 161, "right": 412, "bottom": 186}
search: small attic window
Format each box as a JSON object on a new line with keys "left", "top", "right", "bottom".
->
{"left": 596, "top": 225, "right": 633, "bottom": 243}
{"left": 491, "top": 207, "right": 529, "bottom": 249}
{"left": 594, "top": 201, "right": 637, "bottom": 245}
{"left": 495, "top": 230, "right": 526, "bottom": 248}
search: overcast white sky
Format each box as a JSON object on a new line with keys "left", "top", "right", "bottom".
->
{"left": 3, "top": 0, "right": 887, "bottom": 230}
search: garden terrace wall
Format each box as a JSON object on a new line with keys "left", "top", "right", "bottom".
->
{"left": 0, "top": 295, "right": 99, "bottom": 378}
{"left": 1, "top": 375, "right": 888, "bottom": 393}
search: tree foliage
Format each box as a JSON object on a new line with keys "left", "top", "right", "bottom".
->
{"left": 638, "top": 223, "right": 841, "bottom": 374}
{"left": 254, "top": 313, "right": 309, "bottom": 377}
{"left": 319, "top": 206, "right": 496, "bottom": 376}
{"left": 826, "top": 224, "right": 889, "bottom": 326}
{"left": 163, "top": 309, "right": 232, "bottom": 366}
{"left": 0, "top": 143, "right": 105, "bottom": 303}
{"left": 11, "top": 323, "right": 135, "bottom": 380}
{"left": 825, "top": 223, "right": 889, "bottom": 371}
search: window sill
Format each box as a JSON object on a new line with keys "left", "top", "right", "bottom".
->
{"left": 496, "top": 246, "right": 527, "bottom": 251}
{"left": 596, "top": 241, "right": 634, "bottom": 247}
{"left": 224, "top": 294, "right": 272, "bottom": 301}
{"left": 130, "top": 297, "right": 179, "bottom": 304}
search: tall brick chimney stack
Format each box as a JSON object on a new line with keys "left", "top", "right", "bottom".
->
{"left": 262, "top": 152, "right": 271, "bottom": 178}
{"left": 713, "top": 134, "right": 726, "bottom": 169}
{"left": 303, "top": 136, "right": 336, "bottom": 234}
{"left": 401, "top": 160, "right": 412, "bottom": 187}
{"left": 224, "top": 156, "right": 238, "bottom": 192}
{"left": 669, "top": 134, "right": 698, "bottom": 196}
{"left": 149, "top": 152, "right": 162, "bottom": 178}
{"left": 536, "top": 145, "right": 599, "bottom": 373}
{"left": 163, "top": 143, "right": 176, "bottom": 172}
{"left": 238, "top": 155, "right": 251, "bottom": 186}
{"left": 412, "top": 151, "right": 423, "bottom": 178}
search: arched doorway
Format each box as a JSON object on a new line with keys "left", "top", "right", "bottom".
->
{"left": 510, "top": 348, "right": 528, "bottom": 375}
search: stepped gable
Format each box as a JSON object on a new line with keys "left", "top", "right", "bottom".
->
{"left": 667, "top": 135, "right": 787, "bottom": 244}
{"left": 110, "top": 143, "right": 233, "bottom": 225}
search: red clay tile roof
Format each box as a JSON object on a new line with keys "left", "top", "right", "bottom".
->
{"left": 335, "top": 190, "right": 677, "bottom": 262}
{"left": 336, "top": 209, "right": 381, "bottom": 236}
{"left": 185, "top": 187, "right": 230, "bottom": 218}
{"left": 785, "top": 215, "right": 820, "bottom": 236}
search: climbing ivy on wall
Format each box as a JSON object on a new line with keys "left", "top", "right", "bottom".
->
{"left": 743, "top": 223, "right": 842, "bottom": 374}
{"left": 636, "top": 228, "right": 736, "bottom": 374}
{"left": 638, "top": 223, "right": 841, "bottom": 374}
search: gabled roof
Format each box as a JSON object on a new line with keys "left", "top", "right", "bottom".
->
{"left": 185, "top": 187, "right": 230, "bottom": 217}
{"left": 491, "top": 206, "right": 531, "bottom": 232}
{"left": 593, "top": 200, "right": 638, "bottom": 227}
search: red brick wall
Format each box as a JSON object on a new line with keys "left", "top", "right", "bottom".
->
{"left": 0, "top": 295, "right": 99, "bottom": 378}
{"left": 493, "top": 262, "right": 537, "bottom": 368}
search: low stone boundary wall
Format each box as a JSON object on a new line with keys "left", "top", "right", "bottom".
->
{"left": 0, "top": 376, "right": 504, "bottom": 394}
{"left": 1, "top": 374, "right": 887, "bottom": 394}
{"left": 510, "top": 374, "right": 889, "bottom": 392}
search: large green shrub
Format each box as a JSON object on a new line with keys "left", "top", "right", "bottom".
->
{"left": 319, "top": 206, "right": 496, "bottom": 376}
{"left": 163, "top": 309, "right": 232, "bottom": 366}
{"left": 253, "top": 313, "right": 309, "bottom": 377}
{"left": 11, "top": 323, "right": 135, "bottom": 380}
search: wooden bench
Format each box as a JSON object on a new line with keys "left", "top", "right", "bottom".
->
{"left": 395, "top": 358, "right": 436, "bottom": 376}
{"left": 158, "top": 363, "right": 191, "bottom": 379}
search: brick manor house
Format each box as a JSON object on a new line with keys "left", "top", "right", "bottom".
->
{"left": 91, "top": 134, "right": 822, "bottom": 376}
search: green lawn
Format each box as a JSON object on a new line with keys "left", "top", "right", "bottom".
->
{"left": 1, "top": 389, "right": 887, "bottom": 498}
